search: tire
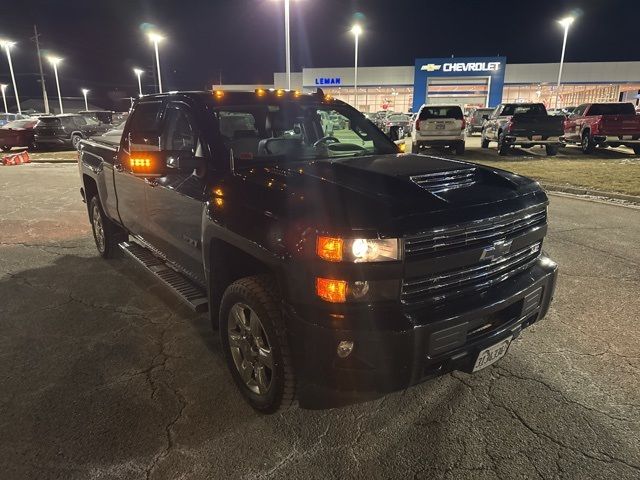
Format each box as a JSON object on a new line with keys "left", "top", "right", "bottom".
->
{"left": 454, "top": 141, "right": 465, "bottom": 155}
{"left": 581, "top": 131, "right": 595, "bottom": 154}
{"left": 545, "top": 145, "right": 558, "bottom": 156}
{"left": 633, "top": 146, "right": 640, "bottom": 155}
{"left": 88, "top": 196, "right": 127, "bottom": 259}
{"left": 1, "top": 145, "right": 11, "bottom": 152}
{"left": 481, "top": 132, "right": 490, "bottom": 149}
{"left": 497, "top": 132, "right": 510, "bottom": 156}
{"left": 71, "top": 133, "right": 83, "bottom": 150}
{"left": 220, "top": 275, "right": 296, "bottom": 413}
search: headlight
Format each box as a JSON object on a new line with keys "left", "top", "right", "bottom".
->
{"left": 316, "top": 236, "right": 400, "bottom": 262}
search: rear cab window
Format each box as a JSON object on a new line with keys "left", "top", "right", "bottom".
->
{"left": 587, "top": 103, "right": 636, "bottom": 116}
{"left": 501, "top": 104, "right": 547, "bottom": 116}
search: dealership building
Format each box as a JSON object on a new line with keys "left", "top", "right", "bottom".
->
{"left": 221, "top": 56, "right": 640, "bottom": 113}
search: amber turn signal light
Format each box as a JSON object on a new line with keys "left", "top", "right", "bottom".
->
{"left": 316, "top": 277, "right": 347, "bottom": 303}
{"left": 316, "top": 236, "right": 343, "bottom": 262}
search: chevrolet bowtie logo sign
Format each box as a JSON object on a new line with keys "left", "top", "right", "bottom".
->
{"left": 421, "top": 63, "right": 442, "bottom": 72}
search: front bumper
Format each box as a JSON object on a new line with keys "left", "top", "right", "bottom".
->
{"left": 287, "top": 255, "right": 558, "bottom": 408}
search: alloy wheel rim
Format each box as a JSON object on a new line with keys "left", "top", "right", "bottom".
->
{"left": 92, "top": 204, "right": 105, "bottom": 252}
{"left": 227, "top": 302, "right": 274, "bottom": 395}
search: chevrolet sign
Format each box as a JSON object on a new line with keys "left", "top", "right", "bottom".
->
{"left": 421, "top": 62, "right": 501, "bottom": 73}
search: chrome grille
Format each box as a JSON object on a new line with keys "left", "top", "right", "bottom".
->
{"left": 410, "top": 168, "right": 476, "bottom": 193}
{"left": 405, "top": 206, "right": 546, "bottom": 257}
{"left": 402, "top": 243, "right": 542, "bottom": 305}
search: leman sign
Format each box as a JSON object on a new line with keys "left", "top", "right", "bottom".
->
{"left": 421, "top": 61, "right": 501, "bottom": 73}
{"left": 315, "top": 77, "right": 341, "bottom": 85}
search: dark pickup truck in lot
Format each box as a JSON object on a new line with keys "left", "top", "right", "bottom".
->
{"left": 481, "top": 103, "right": 564, "bottom": 156}
{"left": 562, "top": 102, "right": 640, "bottom": 154}
{"left": 78, "top": 90, "right": 557, "bottom": 412}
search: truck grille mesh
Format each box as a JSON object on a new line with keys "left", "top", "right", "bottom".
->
{"left": 410, "top": 168, "right": 477, "bottom": 193}
{"left": 402, "top": 243, "right": 542, "bottom": 305}
{"left": 405, "top": 206, "right": 546, "bottom": 257}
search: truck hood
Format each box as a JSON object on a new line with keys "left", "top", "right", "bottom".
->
{"left": 235, "top": 153, "right": 545, "bottom": 233}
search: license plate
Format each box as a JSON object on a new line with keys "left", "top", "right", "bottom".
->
{"left": 532, "top": 135, "right": 542, "bottom": 140}
{"left": 436, "top": 122, "right": 446, "bottom": 130}
{"left": 472, "top": 336, "right": 512, "bottom": 372}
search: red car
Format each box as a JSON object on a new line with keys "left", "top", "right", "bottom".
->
{"left": 0, "top": 118, "right": 38, "bottom": 152}
{"left": 563, "top": 102, "right": 640, "bottom": 154}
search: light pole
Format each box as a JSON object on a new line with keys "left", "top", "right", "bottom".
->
{"left": 48, "top": 56, "right": 64, "bottom": 114}
{"left": 274, "top": 0, "right": 299, "bottom": 90}
{"left": 81, "top": 89, "right": 89, "bottom": 111}
{"left": 0, "top": 40, "right": 21, "bottom": 114}
{"left": 133, "top": 68, "right": 144, "bottom": 97}
{"left": 147, "top": 32, "right": 164, "bottom": 93}
{"left": 0, "top": 84, "right": 8, "bottom": 113}
{"left": 351, "top": 24, "right": 362, "bottom": 109}
{"left": 555, "top": 16, "right": 574, "bottom": 109}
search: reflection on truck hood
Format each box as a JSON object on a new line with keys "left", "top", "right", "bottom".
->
{"left": 236, "top": 153, "right": 544, "bottom": 233}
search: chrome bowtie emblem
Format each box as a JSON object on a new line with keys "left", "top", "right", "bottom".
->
{"left": 480, "top": 239, "right": 512, "bottom": 261}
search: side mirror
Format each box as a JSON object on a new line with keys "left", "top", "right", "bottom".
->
{"left": 482, "top": 115, "right": 489, "bottom": 121}
{"left": 128, "top": 151, "right": 205, "bottom": 177}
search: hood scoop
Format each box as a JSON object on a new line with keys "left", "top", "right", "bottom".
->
{"left": 410, "top": 167, "right": 477, "bottom": 193}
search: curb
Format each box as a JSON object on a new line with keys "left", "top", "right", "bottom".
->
{"left": 29, "top": 159, "right": 78, "bottom": 164}
{"left": 541, "top": 183, "right": 640, "bottom": 204}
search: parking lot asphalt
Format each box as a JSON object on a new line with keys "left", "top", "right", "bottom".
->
{"left": 1, "top": 163, "right": 639, "bottom": 480}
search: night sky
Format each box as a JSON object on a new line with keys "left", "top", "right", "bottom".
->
{"left": 1, "top": 0, "right": 639, "bottom": 109}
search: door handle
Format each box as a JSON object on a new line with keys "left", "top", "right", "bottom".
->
{"left": 145, "top": 178, "right": 159, "bottom": 187}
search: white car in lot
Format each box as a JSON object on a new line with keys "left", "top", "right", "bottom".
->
{"left": 410, "top": 105, "right": 466, "bottom": 154}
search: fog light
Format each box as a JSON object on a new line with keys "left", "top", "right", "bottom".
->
{"left": 337, "top": 340, "right": 354, "bottom": 358}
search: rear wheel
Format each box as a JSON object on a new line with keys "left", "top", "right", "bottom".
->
{"left": 454, "top": 141, "right": 465, "bottom": 155}
{"left": 1, "top": 145, "right": 11, "bottom": 152}
{"left": 481, "top": 131, "right": 490, "bottom": 148}
{"left": 498, "top": 132, "right": 510, "bottom": 156}
{"left": 581, "top": 131, "right": 595, "bottom": 154}
{"left": 632, "top": 146, "right": 640, "bottom": 155}
{"left": 71, "top": 133, "right": 83, "bottom": 150}
{"left": 220, "top": 275, "right": 296, "bottom": 413}
{"left": 89, "top": 196, "right": 127, "bottom": 259}
{"left": 545, "top": 145, "right": 558, "bottom": 156}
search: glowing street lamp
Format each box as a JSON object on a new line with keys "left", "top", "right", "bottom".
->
{"left": 133, "top": 68, "right": 144, "bottom": 97}
{"left": 0, "top": 84, "right": 8, "bottom": 113}
{"left": 555, "top": 16, "right": 575, "bottom": 108}
{"left": 351, "top": 24, "right": 363, "bottom": 109}
{"left": 147, "top": 32, "right": 164, "bottom": 93}
{"left": 81, "top": 89, "right": 89, "bottom": 111}
{"left": 0, "top": 40, "right": 21, "bottom": 114}
{"left": 47, "top": 56, "right": 64, "bottom": 114}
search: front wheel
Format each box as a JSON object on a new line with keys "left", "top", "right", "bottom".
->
{"left": 71, "top": 134, "right": 83, "bottom": 150}
{"left": 220, "top": 276, "right": 296, "bottom": 413}
{"left": 89, "top": 196, "right": 127, "bottom": 258}
{"left": 1, "top": 145, "right": 11, "bottom": 152}
{"left": 632, "top": 146, "right": 640, "bottom": 155}
{"left": 581, "top": 132, "right": 595, "bottom": 154}
{"left": 481, "top": 133, "right": 490, "bottom": 148}
{"left": 498, "top": 133, "right": 510, "bottom": 156}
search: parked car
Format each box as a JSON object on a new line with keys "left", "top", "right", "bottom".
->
{"left": 410, "top": 104, "right": 466, "bottom": 154}
{"left": 93, "top": 120, "right": 127, "bottom": 147}
{"left": 78, "top": 90, "right": 556, "bottom": 412}
{"left": 481, "top": 103, "right": 564, "bottom": 156}
{"left": 0, "top": 113, "right": 30, "bottom": 127}
{"left": 34, "top": 114, "right": 110, "bottom": 150}
{"left": 562, "top": 102, "right": 640, "bottom": 154}
{"left": 382, "top": 113, "right": 411, "bottom": 140}
{"left": 466, "top": 108, "right": 494, "bottom": 136}
{"left": 0, "top": 118, "right": 39, "bottom": 151}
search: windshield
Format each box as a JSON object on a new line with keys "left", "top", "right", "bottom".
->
{"left": 501, "top": 104, "right": 547, "bottom": 116}
{"left": 388, "top": 114, "right": 409, "bottom": 122}
{"left": 588, "top": 103, "right": 636, "bottom": 116}
{"left": 211, "top": 101, "right": 397, "bottom": 163}
{"left": 472, "top": 109, "right": 493, "bottom": 119}
{"left": 2, "top": 119, "right": 36, "bottom": 129}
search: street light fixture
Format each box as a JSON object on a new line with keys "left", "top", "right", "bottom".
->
{"left": 133, "top": 68, "right": 144, "bottom": 97}
{"left": 0, "top": 40, "right": 21, "bottom": 114}
{"left": 47, "top": 56, "right": 64, "bottom": 114}
{"left": 81, "top": 89, "right": 89, "bottom": 111}
{"left": 147, "top": 32, "right": 164, "bottom": 93}
{"left": 351, "top": 24, "right": 362, "bottom": 109}
{"left": 0, "top": 84, "right": 8, "bottom": 113}
{"left": 555, "top": 16, "right": 575, "bottom": 109}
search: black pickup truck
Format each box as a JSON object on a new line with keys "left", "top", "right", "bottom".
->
{"left": 78, "top": 90, "right": 557, "bottom": 412}
{"left": 481, "top": 103, "right": 565, "bottom": 156}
